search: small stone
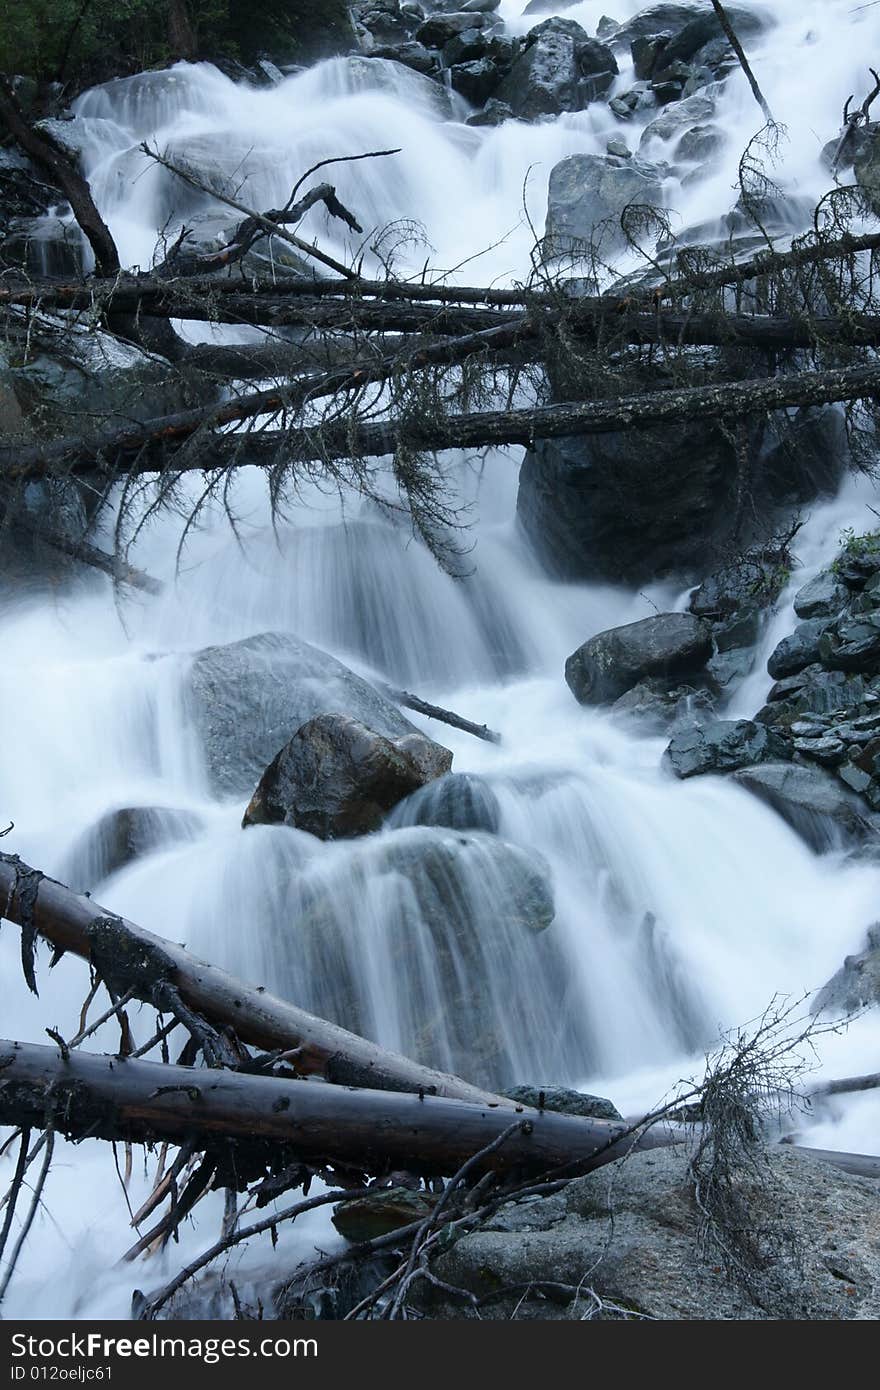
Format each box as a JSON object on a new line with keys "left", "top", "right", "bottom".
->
{"left": 606, "top": 136, "right": 631, "bottom": 158}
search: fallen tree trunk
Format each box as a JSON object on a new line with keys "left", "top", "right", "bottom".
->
{"left": 5, "top": 359, "right": 878, "bottom": 485}
{"left": 0, "top": 1038, "right": 671, "bottom": 1177}
{"left": 8, "top": 270, "right": 880, "bottom": 351}
{"left": 0, "top": 853, "right": 516, "bottom": 1107}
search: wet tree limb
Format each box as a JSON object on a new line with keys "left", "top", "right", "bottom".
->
{"left": 4, "top": 360, "right": 879, "bottom": 484}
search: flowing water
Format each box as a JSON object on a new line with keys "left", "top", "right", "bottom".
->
{"left": 3, "top": 0, "right": 880, "bottom": 1318}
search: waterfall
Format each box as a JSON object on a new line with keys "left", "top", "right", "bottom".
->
{"left": 3, "top": 0, "right": 880, "bottom": 1318}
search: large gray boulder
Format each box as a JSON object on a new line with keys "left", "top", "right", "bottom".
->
{"left": 544, "top": 151, "right": 664, "bottom": 258}
{"left": 793, "top": 570, "right": 848, "bottom": 621}
{"left": 566, "top": 612, "right": 712, "bottom": 706}
{"left": 423, "top": 1144, "right": 880, "bottom": 1319}
{"left": 185, "top": 631, "right": 423, "bottom": 797}
{"left": 495, "top": 19, "right": 617, "bottom": 120}
{"left": 242, "top": 713, "right": 452, "bottom": 838}
{"left": 732, "top": 762, "right": 880, "bottom": 852}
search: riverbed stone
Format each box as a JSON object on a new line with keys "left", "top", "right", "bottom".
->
{"left": 423, "top": 1144, "right": 880, "bottom": 1319}
{"left": 566, "top": 613, "right": 712, "bottom": 706}
{"left": 665, "top": 719, "right": 791, "bottom": 779}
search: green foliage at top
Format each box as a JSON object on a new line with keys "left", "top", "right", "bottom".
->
{"left": 832, "top": 526, "right": 880, "bottom": 574}
{"left": 0, "top": 0, "right": 354, "bottom": 89}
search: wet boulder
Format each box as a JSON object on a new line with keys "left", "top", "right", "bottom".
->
{"left": 62, "top": 806, "right": 205, "bottom": 888}
{"left": 242, "top": 713, "right": 452, "bottom": 838}
{"left": 422, "top": 1144, "right": 880, "bottom": 1320}
{"left": 543, "top": 151, "right": 664, "bottom": 258}
{"left": 854, "top": 126, "right": 880, "bottom": 216}
{"left": 732, "top": 762, "right": 880, "bottom": 852}
{"left": 793, "top": 570, "right": 848, "bottom": 621}
{"left": 767, "top": 619, "right": 828, "bottom": 680}
{"left": 332, "top": 1188, "right": 437, "bottom": 1243}
{"left": 387, "top": 771, "right": 501, "bottom": 833}
{"left": 611, "top": 677, "right": 716, "bottom": 734}
{"left": 283, "top": 827, "right": 560, "bottom": 1087}
{"left": 185, "top": 631, "right": 423, "bottom": 797}
{"left": 415, "top": 11, "right": 492, "bottom": 48}
{"left": 665, "top": 718, "right": 791, "bottom": 779}
{"left": 689, "top": 550, "right": 788, "bottom": 623}
{"left": 494, "top": 19, "right": 617, "bottom": 120}
{"left": 566, "top": 612, "right": 712, "bottom": 706}
{"left": 516, "top": 416, "right": 737, "bottom": 584}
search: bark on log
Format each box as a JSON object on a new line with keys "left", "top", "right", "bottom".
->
{"left": 5, "top": 360, "right": 878, "bottom": 484}
{"left": 0, "top": 1038, "right": 671, "bottom": 1177}
{"left": 0, "top": 853, "right": 517, "bottom": 1107}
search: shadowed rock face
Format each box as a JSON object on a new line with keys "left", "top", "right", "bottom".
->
{"left": 243, "top": 713, "right": 452, "bottom": 839}
{"left": 495, "top": 19, "right": 617, "bottom": 120}
{"left": 566, "top": 612, "right": 712, "bottom": 707}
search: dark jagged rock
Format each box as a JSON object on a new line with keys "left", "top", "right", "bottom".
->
{"left": 517, "top": 420, "right": 735, "bottom": 585}
{"left": 854, "top": 126, "right": 880, "bottom": 216}
{"left": 443, "top": 26, "right": 488, "bottom": 65}
{"left": 494, "top": 19, "right": 617, "bottom": 120}
{"left": 450, "top": 58, "right": 499, "bottom": 103}
{"left": 665, "top": 719, "right": 791, "bottom": 780}
{"left": 465, "top": 97, "right": 514, "bottom": 126}
{"left": 767, "top": 619, "right": 828, "bottom": 680}
{"left": 611, "top": 677, "right": 716, "bottom": 734}
{"left": 415, "top": 10, "right": 491, "bottom": 48}
{"left": 368, "top": 41, "right": 441, "bottom": 75}
{"left": 733, "top": 762, "right": 880, "bottom": 852}
{"left": 388, "top": 772, "right": 501, "bottom": 834}
{"left": 186, "top": 631, "right": 422, "bottom": 797}
{"left": 793, "top": 571, "right": 848, "bottom": 621}
{"left": 242, "top": 713, "right": 452, "bottom": 838}
{"left": 689, "top": 550, "right": 787, "bottom": 622}
{"left": 502, "top": 1086, "right": 622, "bottom": 1122}
{"left": 566, "top": 613, "right": 712, "bottom": 706}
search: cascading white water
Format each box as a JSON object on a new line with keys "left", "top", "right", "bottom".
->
{"left": 3, "top": 0, "right": 880, "bottom": 1318}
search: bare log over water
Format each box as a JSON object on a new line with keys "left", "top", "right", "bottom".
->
{"left": 0, "top": 1038, "right": 675, "bottom": 1176}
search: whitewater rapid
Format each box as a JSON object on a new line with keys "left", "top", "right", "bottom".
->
{"left": 2, "top": 0, "right": 880, "bottom": 1318}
